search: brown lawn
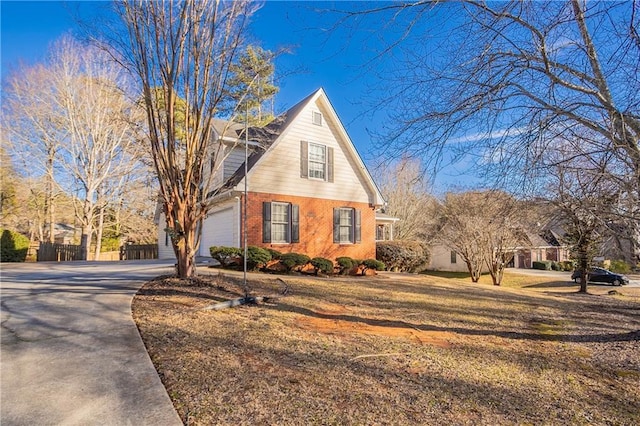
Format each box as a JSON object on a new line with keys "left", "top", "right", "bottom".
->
{"left": 132, "top": 270, "right": 640, "bottom": 425}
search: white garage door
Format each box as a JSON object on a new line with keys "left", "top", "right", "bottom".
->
{"left": 200, "top": 207, "right": 236, "bottom": 256}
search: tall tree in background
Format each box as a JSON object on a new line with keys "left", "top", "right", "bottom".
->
{"left": 376, "top": 158, "right": 437, "bottom": 242}
{"left": 2, "top": 64, "right": 65, "bottom": 243}
{"left": 3, "top": 36, "right": 143, "bottom": 259}
{"left": 543, "top": 141, "right": 624, "bottom": 292}
{"left": 51, "top": 37, "right": 141, "bottom": 260}
{"left": 227, "top": 45, "right": 278, "bottom": 126}
{"left": 113, "top": 0, "right": 263, "bottom": 278}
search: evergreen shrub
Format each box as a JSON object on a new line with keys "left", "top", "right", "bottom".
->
{"left": 0, "top": 229, "right": 29, "bottom": 262}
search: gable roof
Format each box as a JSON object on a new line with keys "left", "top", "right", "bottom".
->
{"left": 212, "top": 88, "right": 385, "bottom": 206}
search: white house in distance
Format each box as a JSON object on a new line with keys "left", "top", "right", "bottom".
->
{"left": 156, "top": 88, "right": 396, "bottom": 261}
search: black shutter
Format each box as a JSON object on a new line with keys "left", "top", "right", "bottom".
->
{"left": 333, "top": 208, "right": 340, "bottom": 243}
{"left": 327, "top": 147, "right": 334, "bottom": 182}
{"left": 291, "top": 204, "right": 299, "bottom": 243}
{"left": 262, "top": 202, "right": 271, "bottom": 243}
{"left": 354, "top": 209, "right": 361, "bottom": 243}
{"left": 300, "top": 141, "right": 308, "bottom": 178}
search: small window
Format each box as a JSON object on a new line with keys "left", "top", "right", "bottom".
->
{"left": 338, "top": 208, "right": 353, "bottom": 243}
{"left": 450, "top": 250, "right": 457, "bottom": 264}
{"left": 312, "top": 111, "right": 323, "bottom": 126}
{"left": 271, "top": 202, "right": 290, "bottom": 243}
{"left": 263, "top": 202, "right": 299, "bottom": 244}
{"left": 333, "top": 208, "right": 361, "bottom": 244}
{"left": 308, "top": 143, "right": 326, "bottom": 180}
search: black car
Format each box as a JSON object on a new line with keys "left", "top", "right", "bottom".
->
{"left": 571, "top": 267, "right": 629, "bottom": 286}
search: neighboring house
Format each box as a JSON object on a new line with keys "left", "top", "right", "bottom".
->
{"left": 509, "top": 229, "right": 571, "bottom": 269}
{"left": 43, "top": 222, "right": 78, "bottom": 245}
{"left": 157, "top": 88, "right": 386, "bottom": 261}
{"left": 428, "top": 227, "right": 570, "bottom": 272}
{"left": 427, "top": 243, "right": 480, "bottom": 273}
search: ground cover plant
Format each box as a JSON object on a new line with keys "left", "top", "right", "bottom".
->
{"left": 133, "top": 271, "right": 640, "bottom": 425}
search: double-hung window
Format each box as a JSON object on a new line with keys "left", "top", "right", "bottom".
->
{"left": 333, "top": 207, "right": 361, "bottom": 244}
{"left": 271, "top": 202, "right": 290, "bottom": 243}
{"left": 308, "top": 143, "right": 326, "bottom": 180}
{"left": 263, "top": 202, "right": 299, "bottom": 244}
{"left": 300, "top": 141, "right": 334, "bottom": 182}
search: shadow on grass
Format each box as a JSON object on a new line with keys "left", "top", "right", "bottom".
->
{"left": 419, "top": 270, "right": 483, "bottom": 280}
{"left": 523, "top": 280, "right": 576, "bottom": 289}
{"left": 263, "top": 302, "right": 640, "bottom": 344}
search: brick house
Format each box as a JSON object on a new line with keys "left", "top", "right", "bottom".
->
{"left": 157, "top": 88, "right": 386, "bottom": 260}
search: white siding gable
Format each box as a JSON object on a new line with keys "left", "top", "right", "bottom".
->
{"left": 246, "top": 96, "right": 377, "bottom": 205}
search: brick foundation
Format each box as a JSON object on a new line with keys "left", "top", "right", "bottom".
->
{"left": 241, "top": 192, "right": 376, "bottom": 260}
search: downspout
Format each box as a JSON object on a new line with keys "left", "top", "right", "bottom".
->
{"left": 235, "top": 196, "right": 241, "bottom": 248}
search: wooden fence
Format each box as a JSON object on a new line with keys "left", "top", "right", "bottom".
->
{"left": 120, "top": 244, "right": 158, "bottom": 260}
{"left": 37, "top": 242, "right": 83, "bottom": 262}
{"left": 36, "top": 242, "right": 158, "bottom": 262}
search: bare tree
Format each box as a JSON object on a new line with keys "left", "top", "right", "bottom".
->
{"left": 376, "top": 157, "right": 438, "bottom": 241}
{"left": 437, "top": 190, "right": 526, "bottom": 284}
{"left": 51, "top": 37, "right": 141, "bottom": 260}
{"left": 111, "top": 0, "right": 264, "bottom": 277}
{"left": 2, "top": 64, "right": 66, "bottom": 243}
{"left": 437, "top": 192, "right": 489, "bottom": 282}
{"left": 4, "top": 36, "right": 143, "bottom": 259}
{"left": 537, "top": 137, "right": 628, "bottom": 292}
{"left": 336, "top": 1, "right": 639, "bottom": 208}
{"left": 481, "top": 192, "right": 527, "bottom": 286}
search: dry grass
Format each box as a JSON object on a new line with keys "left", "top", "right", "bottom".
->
{"left": 132, "top": 270, "right": 640, "bottom": 425}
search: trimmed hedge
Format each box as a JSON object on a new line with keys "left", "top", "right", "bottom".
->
{"left": 266, "top": 248, "right": 282, "bottom": 260}
{"left": 0, "top": 229, "right": 30, "bottom": 262}
{"left": 336, "top": 257, "right": 356, "bottom": 275}
{"left": 280, "top": 252, "right": 310, "bottom": 272}
{"left": 558, "top": 261, "right": 574, "bottom": 271}
{"left": 376, "top": 241, "right": 429, "bottom": 272}
{"left": 363, "top": 258, "right": 385, "bottom": 271}
{"left": 310, "top": 257, "right": 334, "bottom": 275}
{"left": 209, "top": 246, "right": 242, "bottom": 268}
{"left": 245, "top": 246, "right": 272, "bottom": 271}
{"left": 532, "top": 260, "right": 552, "bottom": 271}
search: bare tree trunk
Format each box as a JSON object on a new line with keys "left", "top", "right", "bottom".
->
{"left": 94, "top": 199, "right": 105, "bottom": 260}
{"left": 46, "top": 150, "right": 55, "bottom": 243}
{"left": 80, "top": 197, "right": 93, "bottom": 261}
{"left": 577, "top": 251, "right": 589, "bottom": 294}
{"left": 465, "top": 260, "right": 481, "bottom": 283}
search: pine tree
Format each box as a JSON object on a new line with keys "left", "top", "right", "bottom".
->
{"left": 227, "top": 46, "right": 278, "bottom": 127}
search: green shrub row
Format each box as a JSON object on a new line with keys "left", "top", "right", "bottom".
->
{"left": 1, "top": 229, "right": 30, "bottom": 262}
{"left": 533, "top": 260, "right": 573, "bottom": 271}
{"left": 209, "top": 246, "right": 385, "bottom": 276}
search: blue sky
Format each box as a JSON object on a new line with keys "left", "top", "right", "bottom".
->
{"left": 1, "top": 1, "right": 476, "bottom": 192}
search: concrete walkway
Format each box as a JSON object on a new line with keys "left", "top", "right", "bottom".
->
{"left": 1, "top": 260, "right": 183, "bottom": 426}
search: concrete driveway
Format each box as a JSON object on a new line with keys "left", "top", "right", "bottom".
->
{"left": 507, "top": 267, "right": 640, "bottom": 287}
{"left": 1, "top": 260, "right": 183, "bottom": 426}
